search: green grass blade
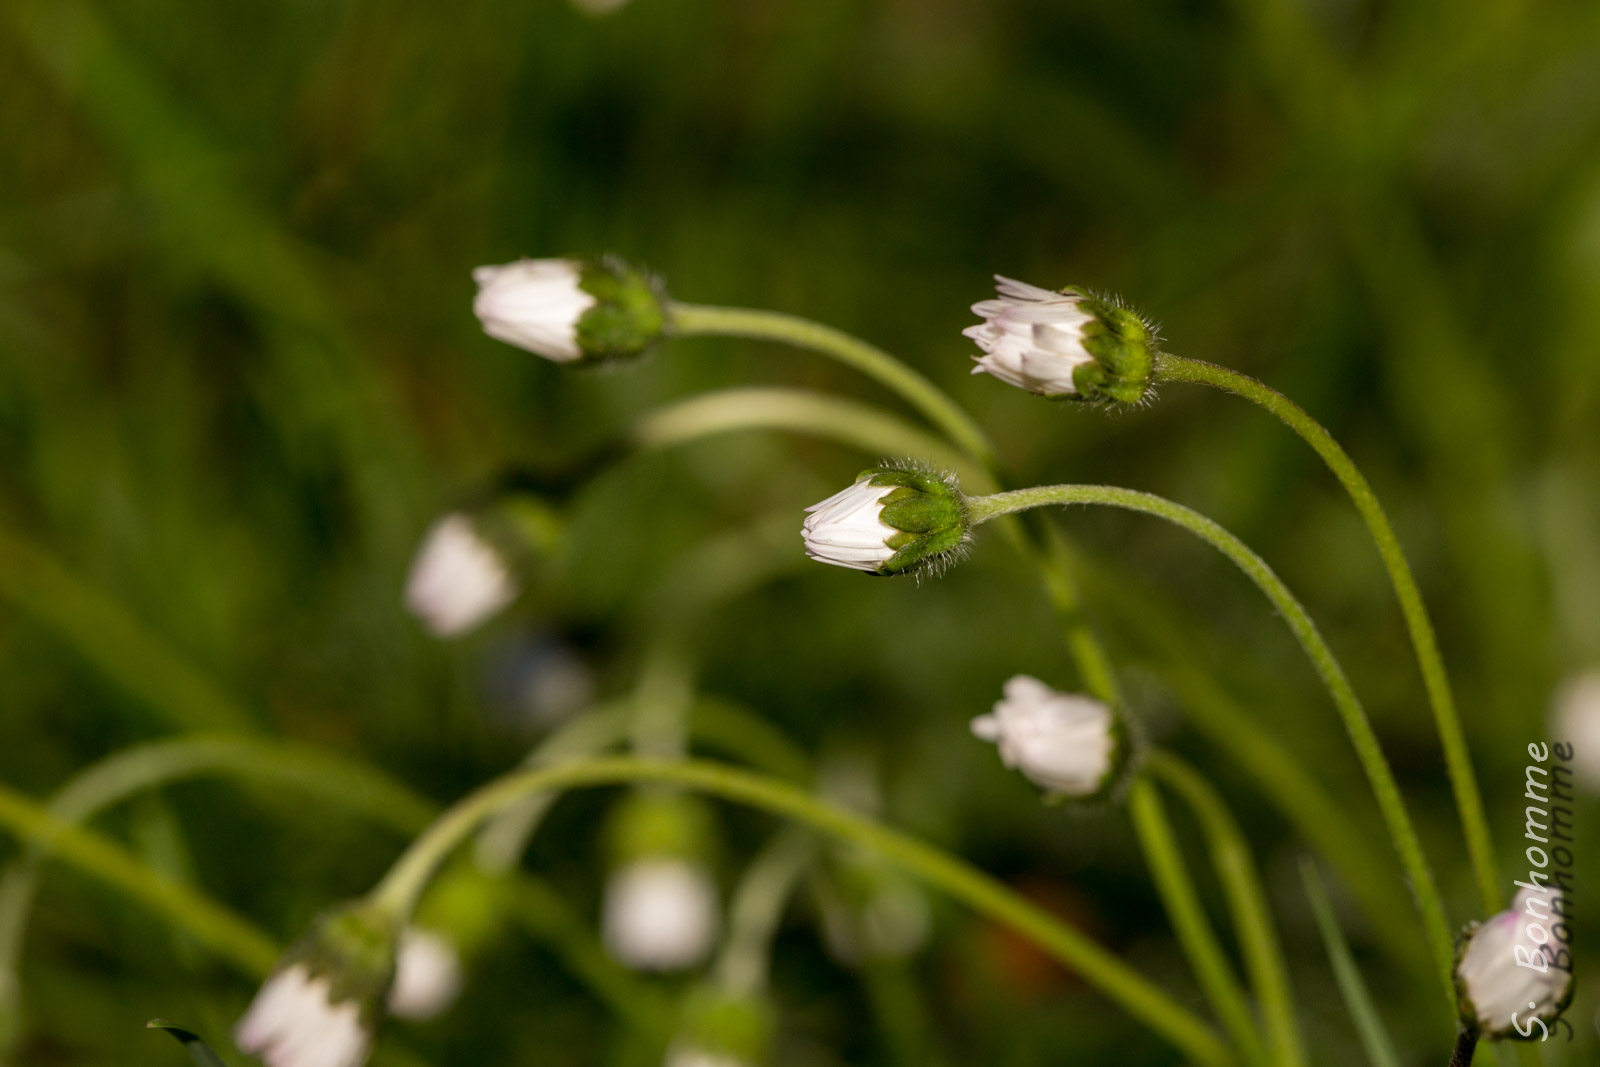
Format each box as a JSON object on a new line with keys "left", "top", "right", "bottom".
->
{"left": 1298, "top": 858, "right": 1403, "bottom": 1067}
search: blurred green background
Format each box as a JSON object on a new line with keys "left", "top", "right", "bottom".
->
{"left": 3, "top": 0, "right": 1600, "bottom": 1063}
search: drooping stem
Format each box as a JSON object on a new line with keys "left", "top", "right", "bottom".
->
{"left": 366, "top": 756, "right": 1229, "bottom": 1066}
{"left": 1146, "top": 752, "right": 1304, "bottom": 1067}
{"left": 1153, "top": 351, "right": 1499, "bottom": 911}
{"left": 966, "top": 483, "right": 1457, "bottom": 1003}
{"left": 664, "top": 303, "right": 996, "bottom": 470}
{"left": 1129, "top": 778, "right": 1271, "bottom": 1067}
{"left": 715, "top": 830, "right": 814, "bottom": 995}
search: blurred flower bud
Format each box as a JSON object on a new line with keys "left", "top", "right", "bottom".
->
{"left": 665, "top": 986, "right": 773, "bottom": 1067}
{"left": 473, "top": 256, "right": 663, "bottom": 364}
{"left": 1550, "top": 670, "right": 1600, "bottom": 790}
{"left": 234, "top": 904, "right": 398, "bottom": 1067}
{"left": 970, "top": 675, "right": 1125, "bottom": 800}
{"left": 602, "top": 791, "right": 720, "bottom": 971}
{"left": 404, "top": 512, "right": 518, "bottom": 638}
{"left": 820, "top": 856, "right": 930, "bottom": 966}
{"left": 965, "top": 276, "right": 1155, "bottom": 404}
{"left": 386, "top": 927, "right": 463, "bottom": 1023}
{"left": 802, "top": 466, "right": 968, "bottom": 577}
{"left": 1454, "top": 887, "right": 1573, "bottom": 1039}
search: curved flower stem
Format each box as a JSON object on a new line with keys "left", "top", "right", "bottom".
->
{"left": 966, "top": 484, "right": 1457, "bottom": 1004}
{"left": 1152, "top": 352, "right": 1499, "bottom": 912}
{"left": 1129, "top": 778, "right": 1271, "bottom": 1067}
{"left": 715, "top": 829, "right": 815, "bottom": 996}
{"left": 0, "top": 779, "right": 279, "bottom": 976}
{"left": 366, "top": 757, "right": 1230, "bottom": 1067}
{"left": 1146, "top": 752, "right": 1304, "bottom": 1067}
{"left": 664, "top": 303, "right": 997, "bottom": 471}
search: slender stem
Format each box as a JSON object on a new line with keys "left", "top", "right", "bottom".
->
{"left": 1153, "top": 352, "right": 1499, "bottom": 911}
{"left": 1147, "top": 752, "right": 1304, "bottom": 1067}
{"left": 0, "top": 780, "right": 279, "bottom": 976}
{"left": 664, "top": 303, "right": 997, "bottom": 470}
{"left": 966, "top": 484, "right": 1457, "bottom": 1005}
{"left": 1299, "top": 858, "right": 1403, "bottom": 1067}
{"left": 715, "top": 830, "right": 814, "bottom": 995}
{"left": 367, "top": 756, "right": 1229, "bottom": 1066}
{"left": 1130, "top": 778, "right": 1271, "bottom": 1067}
{"left": 1449, "top": 1029, "right": 1479, "bottom": 1067}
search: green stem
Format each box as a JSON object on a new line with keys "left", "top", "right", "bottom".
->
{"left": 664, "top": 303, "right": 996, "bottom": 471}
{"left": 1146, "top": 752, "right": 1304, "bottom": 1067}
{"left": 966, "top": 484, "right": 1457, "bottom": 1006}
{"left": 1130, "top": 778, "right": 1270, "bottom": 1067}
{"left": 715, "top": 830, "right": 814, "bottom": 996}
{"left": 0, "top": 780, "right": 279, "bottom": 976}
{"left": 1299, "top": 858, "right": 1403, "bottom": 1067}
{"left": 368, "top": 756, "right": 1229, "bottom": 1066}
{"left": 1153, "top": 351, "right": 1499, "bottom": 912}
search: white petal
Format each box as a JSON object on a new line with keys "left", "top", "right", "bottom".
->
{"left": 472, "top": 258, "right": 595, "bottom": 362}
{"left": 404, "top": 513, "right": 518, "bottom": 637}
{"left": 387, "top": 927, "right": 464, "bottom": 1021}
{"left": 603, "top": 859, "right": 720, "bottom": 971}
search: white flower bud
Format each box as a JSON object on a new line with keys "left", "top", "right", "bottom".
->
{"left": 386, "top": 928, "right": 463, "bottom": 1022}
{"left": 1454, "top": 887, "right": 1572, "bottom": 1038}
{"left": 404, "top": 513, "right": 517, "bottom": 638}
{"left": 235, "top": 964, "right": 373, "bottom": 1067}
{"left": 964, "top": 275, "right": 1155, "bottom": 404}
{"left": 602, "top": 858, "right": 720, "bottom": 971}
{"left": 664, "top": 1048, "right": 749, "bottom": 1067}
{"left": 472, "top": 259, "right": 595, "bottom": 363}
{"left": 801, "top": 478, "right": 898, "bottom": 572}
{"left": 1550, "top": 670, "right": 1600, "bottom": 790}
{"left": 970, "top": 675, "right": 1121, "bottom": 798}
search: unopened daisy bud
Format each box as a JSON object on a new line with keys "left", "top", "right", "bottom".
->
{"left": 386, "top": 927, "right": 463, "bottom": 1022}
{"left": 965, "top": 275, "right": 1155, "bottom": 404}
{"left": 234, "top": 904, "right": 398, "bottom": 1067}
{"left": 801, "top": 466, "right": 969, "bottom": 577}
{"left": 473, "top": 256, "right": 663, "bottom": 364}
{"left": 665, "top": 986, "right": 773, "bottom": 1067}
{"left": 1454, "top": 887, "right": 1573, "bottom": 1039}
{"left": 404, "top": 512, "right": 518, "bottom": 637}
{"left": 603, "top": 791, "right": 720, "bottom": 971}
{"left": 1550, "top": 670, "right": 1600, "bottom": 790}
{"left": 970, "top": 675, "right": 1126, "bottom": 800}
{"left": 820, "top": 857, "right": 930, "bottom": 965}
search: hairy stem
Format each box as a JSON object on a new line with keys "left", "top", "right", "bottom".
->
{"left": 966, "top": 484, "right": 1457, "bottom": 1005}
{"left": 1153, "top": 352, "right": 1498, "bottom": 911}
{"left": 367, "top": 757, "right": 1229, "bottom": 1066}
{"left": 1130, "top": 778, "right": 1271, "bottom": 1067}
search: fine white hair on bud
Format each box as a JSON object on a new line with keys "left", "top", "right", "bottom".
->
{"left": 1453, "top": 887, "right": 1573, "bottom": 1038}
{"left": 970, "top": 675, "right": 1122, "bottom": 799}
{"left": 404, "top": 513, "right": 518, "bottom": 638}
{"left": 964, "top": 275, "right": 1155, "bottom": 404}
{"left": 386, "top": 928, "right": 463, "bottom": 1023}
{"left": 1550, "top": 670, "right": 1600, "bottom": 790}
{"left": 602, "top": 858, "right": 720, "bottom": 971}
{"left": 234, "top": 964, "right": 373, "bottom": 1067}
{"left": 473, "top": 258, "right": 595, "bottom": 363}
{"left": 801, "top": 466, "right": 969, "bottom": 577}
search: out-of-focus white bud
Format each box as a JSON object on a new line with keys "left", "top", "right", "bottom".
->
{"left": 965, "top": 275, "right": 1154, "bottom": 404}
{"left": 802, "top": 466, "right": 969, "bottom": 577}
{"left": 970, "top": 675, "right": 1123, "bottom": 799}
{"left": 602, "top": 858, "right": 720, "bottom": 971}
{"left": 664, "top": 986, "right": 771, "bottom": 1067}
{"left": 386, "top": 927, "right": 463, "bottom": 1022}
{"left": 473, "top": 256, "right": 662, "bottom": 364}
{"left": 1454, "top": 887, "right": 1572, "bottom": 1038}
{"left": 1550, "top": 670, "right": 1600, "bottom": 790}
{"left": 404, "top": 513, "right": 518, "bottom": 638}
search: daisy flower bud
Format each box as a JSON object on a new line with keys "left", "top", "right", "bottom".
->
{"left": 234, "top": 904, "right": 398, "bottom": 1067}
{"left": 602, "top": 791, "right": 721, "bottom": 971}
{"left": 386, "top": 927, "right": 463, "bottom": 1022}
{"left": 965, "top": 276, "right": 1155, "bottom": 404}
{"left": 1550, "top": 669, "right": 1600, "bottom": 790}
{"left": 820, "top": 856, "right": 930, "bottom": 965}
{"left": 801, "top": 466, "right": 969, "bottom": 577}
{"left": 404, "top": 512, "right": 518, "bottom": 638}
{"left": 1454, "top": 887, "right": 1573, "bottom": 1039}
{"left": 970, "top": 675, "right": 1127, "bottom": 800}
{"left": 664, "top": 986, "right": 773, "bottom": 1067}
{"left": 472, "top": 256, "right": 663, "bottom": 364}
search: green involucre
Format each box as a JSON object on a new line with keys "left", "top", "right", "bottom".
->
{"left": 1063, "top": 287, "right": 1156, "bottom": 405}
{"left": 862, "top": 466, "right": 970, "bottom": 577}
{"left": 576, "top": 258, "right": 665, "bottom": 362}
